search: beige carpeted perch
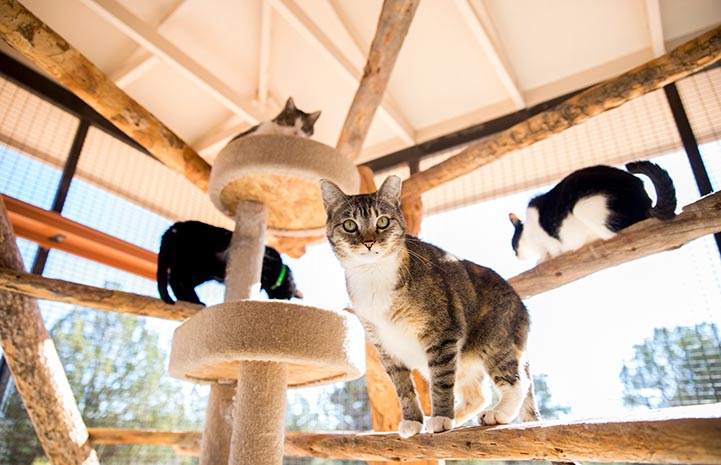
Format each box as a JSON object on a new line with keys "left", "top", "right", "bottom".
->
{"left": 209, "top": 134, "right": 360, "bottom": 236}
{"left": 169, "top": 134, "right": 364, "bottom": 465}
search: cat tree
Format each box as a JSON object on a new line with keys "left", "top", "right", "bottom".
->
{"left": 168, "top": 134, "right": 365, "bottom": 465}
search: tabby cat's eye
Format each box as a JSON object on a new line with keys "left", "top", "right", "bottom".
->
{"left": 342, "top": 219, "right": 358, "bottom": 233}
{"left": 376, "top": 216, "right": 390, "bottom": 229}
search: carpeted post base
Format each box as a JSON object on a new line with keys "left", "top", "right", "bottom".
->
{"left": 199, "top": 382, "right": 236, "bottom": 464}
{"left": 230, "top": 361, "right": 288, "bottom": 465}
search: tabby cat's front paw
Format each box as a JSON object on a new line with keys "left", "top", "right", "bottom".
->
{"left": 478, "top": 409, "right": 514, "bottom": 426}
{"left": 398, "top": 420, "right": 423, "bottom": 438}
{"left": 425, "top": 416, "right": 453, "bottom": 433}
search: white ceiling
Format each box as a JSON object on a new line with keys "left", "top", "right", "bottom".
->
{"left": 6, "top": 0, "right": 721, "bottom": 165}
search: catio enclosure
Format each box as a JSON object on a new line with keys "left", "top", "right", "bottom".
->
{"left": 1, "top": 0, "right": 721, "bottom": 464}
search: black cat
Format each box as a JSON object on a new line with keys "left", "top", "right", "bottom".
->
{"left": 157, "top": 221, "right": 302, "bottom": 305}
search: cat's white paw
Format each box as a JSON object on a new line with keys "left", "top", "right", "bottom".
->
{"left": 478, "top": 409, "right": 514, "bottom": 426}
{"left": 425, "top": 416, "right": 453, "bottom": 433}
{"left": 398, "top": 420, "right": 424, "bottom": 438}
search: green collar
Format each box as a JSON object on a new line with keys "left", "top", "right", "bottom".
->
{"left": 270, "top": 264, "right": 287, "bottom": 290}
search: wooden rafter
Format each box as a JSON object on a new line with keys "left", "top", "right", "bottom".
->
{"left": 86, "top": 404, "right": 721, "bottom": 463}
{"left": 108, "top": 0, "right": 188, "bottom": 87}
{"left": 335, "top": 0, "right": 420, "bottom": 160}
{"left": 0, "top": 198, "right": 100, "bottom": 465}
{"left": 272, "top": 0, "right": 416, "bottom": 148}
{"left": 78, "top": 0, "right": 265, "bottom": 125}
{"left": 257, "top": 0, "right": 272, "bottom": 108}
{"left": 400, "top": 25, "right": 721, "bottom": 200}
{"left": 452, "top": 0, "right": 524, "bottom": 109}
{"left": 645, "top": 0, "right": 666, "bottom": 57}
{"left": 0, "top": 0, "right": 212, "bottom": 192}
{"left": 509, "top": 190, "right": 721, "bottom": 299}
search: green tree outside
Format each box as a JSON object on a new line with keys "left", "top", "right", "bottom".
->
{"left": 0, "top": 307, "right": 205, "bottom": 464}
{"left": 620, "top": 322, "right": 721, "bottom": 408}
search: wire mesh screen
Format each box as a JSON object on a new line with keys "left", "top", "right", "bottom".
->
{"left": 678, "top": 65, "right": 721, "bottom": 190}
{"left": 0, "top": 76, "right": 77, "bottom": 210}
{"left": 70, "top": 126, "right": 234, "bottom": 233}
{"left": 416, "top": 86, "right": 683, "bottom": 215}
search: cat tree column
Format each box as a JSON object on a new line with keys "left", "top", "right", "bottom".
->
{"left": 169, "top": 135, "right": 364, "bottom": 465}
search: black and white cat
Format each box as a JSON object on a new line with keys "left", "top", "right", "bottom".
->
{"left": 509, "top": 160, "right": 677, "bottom": 262}
{"left": 157, "top": 220, "right": 302, "bottom": 305}
{"left": 230, "top": 97, "right": 321, "bottom": 141}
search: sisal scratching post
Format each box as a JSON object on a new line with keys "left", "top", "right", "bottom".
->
{"left": 231, "top": 361, "right": 288, "bottom": 465}
{"left": 199, "top": 382, "right": 235, "bottom": 464}
{"left": 226, "top": 200, "right": 267, "bottom": 301}
{"left": 169, "top": 134, "right": 365, "bottom": 465}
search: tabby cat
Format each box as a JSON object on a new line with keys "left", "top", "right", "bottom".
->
{"left": 230, "top": 97, "right": 321, "bottom": 141}
{"left": 510, "top": 160, "right": 677, "bottom": 263}
{"left": 157, "top": 220, "right": 302, "bottom": 305}
{"left": 321, "top": 176, "right": 539, "bottom": 437}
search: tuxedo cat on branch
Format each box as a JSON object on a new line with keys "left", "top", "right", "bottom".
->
{"left": 321, "top": 175, "right": 539, "bottom": 438}
{"left": 510, "top": 160, "right": 677, "bottom": 263}
{"left": 157, "top": 221, "right": 302, "bottom": 305}
{"left": 230, "top": 96, "right": 321, "bottom": 140}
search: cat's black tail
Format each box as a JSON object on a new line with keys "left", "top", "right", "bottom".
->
{"left": 626, "top": 160, "right": 677, "bottom": 220}
{"left": 157, "top": 226, "right": 176, "bottom": 304}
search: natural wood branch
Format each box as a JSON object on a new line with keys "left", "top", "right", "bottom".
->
{"left": 0, "top": 198, "right": 99, "bottom": 464}
{"left": 0, "top": 268, "right": 202, "bottom": 321}
{"left": 509, "top": 190, "right": 721, "bottom": 298}
{"left": 0, "top": 0, "right": 211, "bottom": 192}
{"left": 400, "top": 25, "right": 721, "bottom": 200}
{"left": 87, "top": 404, "right": 721, "bottom": 464}
{"left": 336, "top": 0, "right": 419, "bottom": 160}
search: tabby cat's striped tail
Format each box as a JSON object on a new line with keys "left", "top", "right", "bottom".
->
{"left": 626, "top": 160, "right": 677, "bottom": 220}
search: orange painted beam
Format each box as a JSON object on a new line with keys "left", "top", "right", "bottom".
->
{"left": 3, "top": 194, "right": 157, "bottom": 280}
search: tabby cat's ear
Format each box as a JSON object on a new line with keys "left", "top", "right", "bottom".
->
{"left": 284, "top": 97, "right": 296, "bottom": 112}
{"left": 320, "top": 179, "right": 347, "bottom": 212}
{"left": 308, "top": 111, "right": 321, "bottom": 126}
{"left": 377, "top": 175, "right": 402, "bottom": 206}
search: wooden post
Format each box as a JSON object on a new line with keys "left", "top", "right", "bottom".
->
{"left": 400, "top": 25, "right": 721, "bottom": 200}
{"left": 336, "top": 0, "right": 420, "bottom": 160}
{"left": 0, "top": 0, "right": 211, "bottom": 192}
{"left": 0, "top": 197, "right": 99, "bottom": 464}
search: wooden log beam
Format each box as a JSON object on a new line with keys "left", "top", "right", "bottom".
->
{"left": 86, "top": 404, "right": 721, "bottom": 464}
{"left": 0, "top": 197, "right": 99, "bottom": 464}
{"left": 0, "top": 0, "right": 212, "bottom": 192}
{"left": 336, "top": 0, "right": 419, "bottom": 161}
{"left": 0, "top": 267, "right": 202, "bottom": 321}
{"left": 284, "top": 404, "right": 721, "bottom": 463}
{"left": 509, "top": 190, "right": 721, "bottom": 299}
{"left": 400, "top": 25, "right": 721, "bottom": 200}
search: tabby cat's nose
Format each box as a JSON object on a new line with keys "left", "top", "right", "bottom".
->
{"left": 363, "top": 241, "right": 375, "bottom": 250}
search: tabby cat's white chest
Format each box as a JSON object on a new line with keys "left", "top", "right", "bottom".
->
{"left": 344, "top": 254, "right": 429, "bottom": 374}
{"left": 345, "top": 255, "right": 399, "bottom": 319}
